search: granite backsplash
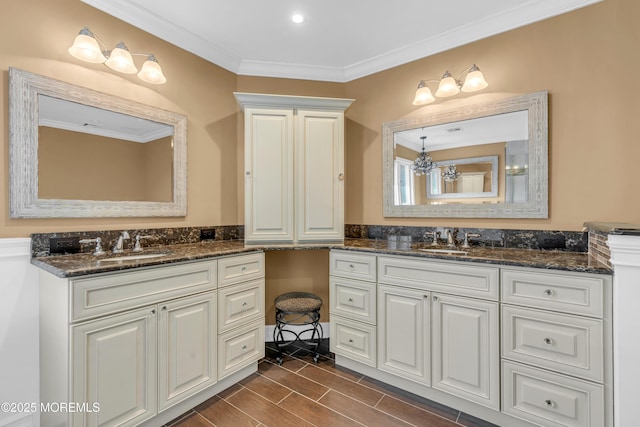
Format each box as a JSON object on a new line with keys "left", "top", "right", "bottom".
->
{"left": 32, "top": 224, "right": 594, "bottom": 258}
{"left": 344, "top": 224, "right": 588, "bottom": 252}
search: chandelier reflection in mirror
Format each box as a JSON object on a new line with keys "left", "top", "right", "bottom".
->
{"left": 411, "top": 136, "right": 436, "bottom": 176}
{"left": 68, "top": 27, "right": 167, "bottom": 84}
{"left": 442, "top": 164, "right": 461, "bottom": 182}
{"left": 412, "top": 64, "right": 488, "bottom": 105}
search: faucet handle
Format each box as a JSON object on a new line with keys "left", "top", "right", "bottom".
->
{"left": 132, "top": 235, "right": 152, "bottom": 252}
{"left": 79, "top": 237, "right": 106, "bottom": 256}
{"left": 462, "top": 232, "right": 481, "bottom": 249}
{"left": 430, "top": 231, "right": 441, "bottom": 246}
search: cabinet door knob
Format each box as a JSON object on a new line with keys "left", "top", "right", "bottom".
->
{"left": 162, "top": 306, "right": 167, "bottom": 311}
{"left": 432, "top": 295, "right": 438, "bottom": 302}
{"left": 151, "top": 309, "right": 156, "bottom": 314}
{"left": 544, "top": 289, "right": 553, "bottom": 296}
{"left": 544, "top": 338, "right": 553, "bottom": 345}
{"left": 338, "top": 173, "right": 344, "bottom": 181}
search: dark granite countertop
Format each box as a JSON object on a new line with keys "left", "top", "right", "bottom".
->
{"left": 31, "top": 238, "right": 612, "bottom": 278}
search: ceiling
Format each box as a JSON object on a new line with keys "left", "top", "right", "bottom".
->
{"left": 82, "top": 0, "right": 601, "bottom": 83}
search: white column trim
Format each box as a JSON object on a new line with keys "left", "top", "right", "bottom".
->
{"left": 607, "top": 234, "right": 640, "bottom": 427}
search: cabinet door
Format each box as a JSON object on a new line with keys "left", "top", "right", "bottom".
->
{"left": 244, "top": 108, "right": 294, "bottom": 242}
{"left": 377, "top": 284, "right": 430, "bottom": 385}
{"left": 432, "top": 293, "right": 499, "bottom": 410}
{"left": 295, "top": 110, "right": 344, "bottom": 241}
{"left": 72, "top": 306, "right": 157, "bottom": 427}
{"left": 158, "top": 292, "right": 217, "bottom": 412}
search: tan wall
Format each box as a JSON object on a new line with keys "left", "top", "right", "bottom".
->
{"left": 344, "top": 0, "right": 640, "bottom": 230}
{"left": 0, "top": 0, "right": 239, "bottom": 237}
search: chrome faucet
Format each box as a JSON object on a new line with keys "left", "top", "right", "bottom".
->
{"left": 112, "top": 231, "right": 130, "bottom": 253}
{"left": 446, "top": 229, "right": 457, "bottom": 248}
{"left": 132, "top": 235, "right": 152, "bottom": 252}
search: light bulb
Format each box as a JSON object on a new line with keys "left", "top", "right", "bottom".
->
{"left": 435, "top": 71, "right": 460, "bottom": 97}
{"left": 68, "top": 27, "right": 106, "bottom": 64}
{"left": 105, "top": 42, "right": 137, "bottom": 74}
{"left": 412, "top": 82, "right": 435, "bottom": 105}
{"left": 138, "top": 55, "right": 167, "bottom": 84}
{"left": 461, "top": 65, "right": 488, "bottom": 92}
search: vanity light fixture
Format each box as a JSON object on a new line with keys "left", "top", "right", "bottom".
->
{"left": 412, "top": 64, "right": 488, "bottom": 105}
{"left": 411, "top": 136, "right": 436, "bottom": 176}
{"left": 68, "top": 27, "right": 167, "bottom": 84}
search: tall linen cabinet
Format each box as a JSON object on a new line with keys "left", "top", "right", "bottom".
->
{"left": 235, "top": 93, "right": 354, "bottom": 243}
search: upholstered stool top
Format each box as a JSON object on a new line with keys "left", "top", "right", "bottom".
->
{"left": 275, "top": 292, "right": 322, "bottom": 313}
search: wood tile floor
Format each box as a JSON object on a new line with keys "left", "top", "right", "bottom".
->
{"left": 165, "top": 341, "right": 498, "bottom": 427}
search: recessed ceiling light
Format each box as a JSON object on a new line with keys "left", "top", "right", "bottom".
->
{"left": 292, "top": 14, "right": 304, "bottom": 24}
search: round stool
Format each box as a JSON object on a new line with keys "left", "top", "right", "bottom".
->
{"left": 273, "top": 292, "right": 323, "bottom": 364}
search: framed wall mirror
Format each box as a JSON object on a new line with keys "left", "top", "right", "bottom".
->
{"left": 383, "top": 91, "right": 548, "bottom": 218}
{"left": 9, "top": 67, "right": 187, "bottom": 218}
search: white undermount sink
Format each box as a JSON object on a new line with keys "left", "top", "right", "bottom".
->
{"left": 418, "top": 248, "right": 469, "bottom": 255}
{"left": 99, "top": 253, "right": 170, "bottom": 262}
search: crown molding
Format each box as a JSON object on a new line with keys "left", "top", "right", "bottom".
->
{"left": 83, "top": 0, "right": 602, "bottom": 83}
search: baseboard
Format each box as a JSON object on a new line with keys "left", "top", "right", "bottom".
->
{"left": 265, "top": 322, "right": 330, "bottom": 342}
{"left": 0, "top": 412, "right": 37, "bottom": 427}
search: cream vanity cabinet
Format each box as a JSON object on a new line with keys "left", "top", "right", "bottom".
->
{"left": 501, "top": 267, "right": 612, "bottom": 427}
{"left": 377, "top": 255, "right": 500, "bottom": 410}
{"left": 331, "top": 249, "right": 613, "bottom": 427}
{"left": 235, "top": 92, "right": 354, "bottom": 243}
{"left": 39, "top": 252, "right": 264, "bottom": 427}
{"left": 329, "top": 251, "right": 378, "bottom": 367}
{"left": 216, "top": 252, "right": 266, "bottom": 379}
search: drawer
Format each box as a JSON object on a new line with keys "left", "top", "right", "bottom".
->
{"left": 330, "top": 250, "right": 377, "bottom": 282}
{"left": 218, "top": 319, "right": 265, "bottom": 379}
{"left": 218, "top": 252, "right": 265, "bottom": 287}
{"left": 502, "top": 361, "right": 604, "bottom": 427}
{"left": 218, "top": 278, "right": 265, "bottom": 333}
{"left": 71, "top": 260, "right": 217, "bottom": 322}
{"left": 330, "top": 277, "right": 376, "bottom": 324}
{"left": 378, "top": 255, "right": 498, "bottom": 300}
{"left": 501, "top": 269, "right": 606, "bottom": 317}
{"left": 502, "top": 306, "right": 603, "bottom": 382}
{"left": 330, "top": 316, "right": 376, "bottom": 367}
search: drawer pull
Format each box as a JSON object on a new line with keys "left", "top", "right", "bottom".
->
{"left": 241, "top": 266, "right": 247, "bottom": 272}
{"left": 543, "top": 338, "right": 553, "bottom": 345}
{"left": 242, "top": 345, "right": 247, "bottom": 351}
{"left": 544, "top": 399, "right": 554, "bottom": 408}
{"left": 544, "top": 289, "right": 554, "bottom": 296}
{"left": 242, "top": 302, "right": 247, "bottom": 307}
{"left": 348, "top": 339, "right": 353, "bottom": 343}
{"left": 349, "top": 264, "right": 355, "bottom": 270}
{"left": 348, "top": 298, "right": 353, "bottom": 302}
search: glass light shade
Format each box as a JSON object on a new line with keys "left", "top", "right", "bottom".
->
{"left": 138, "top": 56, "right": 167, "bottom": 84}
{"left": 461, "top": 67, "right": 488, "bottom": 92}
{"left": 68, "top": 28, "right": 106, "bottom": 64}
{"left": 435, "top": 72, "right": 460, "bottom": 97}
{"left": 412, "top": 83, "right": 435, "bottom": 105}
{"left": 105, "top": 42, "right": 137, "bottom": 74}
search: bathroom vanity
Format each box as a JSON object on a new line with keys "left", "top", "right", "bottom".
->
{"left": 329, "top": 248, "right": 612, "bottom": 427}
{"left": 37, "top": 250, "right": 265, "bottom": 427}
{"left": 33, "top": 237, "right": 612, "bottom": 427}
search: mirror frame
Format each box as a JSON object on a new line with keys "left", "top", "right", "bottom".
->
{"left": 9, "top": 67, "right": 187, "bottom": 218}
{"left": 383, "top": 90, "right": 548, "bottom": 218}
